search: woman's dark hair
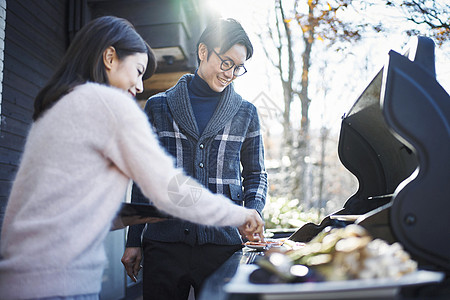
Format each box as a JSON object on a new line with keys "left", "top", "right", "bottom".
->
{"left": 33, "top": 16, "right": 157, "bottom": 120}
{"left": 196, "top": 18, "right": 253, "bottom": 65}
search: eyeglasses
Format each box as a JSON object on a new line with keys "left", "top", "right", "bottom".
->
{"left": 212, "top": 49, "right": 247, "bottom": 77}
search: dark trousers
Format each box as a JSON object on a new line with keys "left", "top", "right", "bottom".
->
{"left": 142, "top": 239, "right": 242, "bottom": 300}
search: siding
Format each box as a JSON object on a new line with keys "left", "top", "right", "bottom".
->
{"left": 0, "top": 0, "right": 68, "bottom": 235}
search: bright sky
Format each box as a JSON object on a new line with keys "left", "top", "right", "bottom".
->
{"left": 204, "top": 0, "right": 450, "bottom": 134}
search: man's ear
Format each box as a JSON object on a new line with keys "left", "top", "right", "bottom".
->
{"left": 103, "top": 46, "right": 117, "bottom": 71}
{"left": 198, "top": 43, "right": 208, "bottom": 62}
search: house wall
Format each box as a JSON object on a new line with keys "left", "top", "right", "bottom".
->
{"left": 0, "top": 0, "right": 68, "bottom": 236}
{"left": 0, "top": 0, "right": 5, "bottom": 119}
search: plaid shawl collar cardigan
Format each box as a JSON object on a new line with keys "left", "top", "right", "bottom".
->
{"left": 165, "top": 74, "right": 243, "bottom": 140}
{"left": 127, "top": 74, "right": 267, "bottom": 246}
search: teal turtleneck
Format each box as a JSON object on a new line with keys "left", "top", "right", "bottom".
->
{"left": 188, "top": 71, "right": 221, "bottom": 135}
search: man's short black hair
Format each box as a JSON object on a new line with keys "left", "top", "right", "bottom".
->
{"left": 196, "top": 18, "right": 253, "bottom": 65}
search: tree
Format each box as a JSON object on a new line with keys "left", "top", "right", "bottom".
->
{"left": 385, "top": 0, "right": 450, "bottom": 46}
{"left": 258, "top": 0, "right": 363, "bottom": 203}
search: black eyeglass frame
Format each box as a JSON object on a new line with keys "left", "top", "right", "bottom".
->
{"left": 211, "top": 49, "right": 247, "bottom": 77}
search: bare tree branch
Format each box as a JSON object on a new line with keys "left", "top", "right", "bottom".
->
{"left": 389, "top": 0, "right": 450, "bottom": 45}
{"left": 256, "top": 32, "right": 279, "bottom": 69}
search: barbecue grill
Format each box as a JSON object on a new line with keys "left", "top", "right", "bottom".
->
{"left": 289, "top": 36, "right": 450, "bottom": 273}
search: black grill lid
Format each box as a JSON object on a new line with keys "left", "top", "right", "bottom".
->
{"left": 338, "top": 68, "right": 418, "bottom": 214}
{"left": 338, "top": 36, "right": 450, "bottom": 270}
{"left": 337, "top": 36, "right": 446, "bottom": 215}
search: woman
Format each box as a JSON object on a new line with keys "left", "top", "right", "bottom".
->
{"left": 0, "top": 16, "right": 264, "bottom": 299}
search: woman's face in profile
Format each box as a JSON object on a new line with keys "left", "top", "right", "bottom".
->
{"left": 105, "top": 48, "right": 148, "bottom": 98}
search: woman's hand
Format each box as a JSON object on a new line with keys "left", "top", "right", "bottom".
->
{"left": 238, "top": 209, "right": 265, "bottom": 242}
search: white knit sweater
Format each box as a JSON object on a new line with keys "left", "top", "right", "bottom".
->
{"left": 0, "top": 83, "right": 249, "bottom": 299}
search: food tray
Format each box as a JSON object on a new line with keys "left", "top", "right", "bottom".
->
{"left": 224, "top": 264, "right": 444, "bottom": 300}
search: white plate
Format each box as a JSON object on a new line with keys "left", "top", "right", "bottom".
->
{"left": 244, "top": 238, "right": 285, "bottom": 251}
{"left": 245, "top": 244, "right": 266, "bottom": 251}
{"left": 224, "top": 264, "right": 444, "bottom": 300}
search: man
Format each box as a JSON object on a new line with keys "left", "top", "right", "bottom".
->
{"left": 121, "top": 18, "right": 267, "bottom": 300}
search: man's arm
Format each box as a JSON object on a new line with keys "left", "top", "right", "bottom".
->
{"left": 125, "top": 184, "right": 149, "bottom": 247}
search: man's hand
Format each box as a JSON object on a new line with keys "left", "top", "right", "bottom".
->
{"left": 238, "top": 209, "right": 265, "bottom": 242}
{"left": 121, "top": 247, "right": 142, "bottom": 282}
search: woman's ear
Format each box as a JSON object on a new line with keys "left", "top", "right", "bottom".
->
{"left": 198, "top": 43, "right": 208, "bottom": 62}
{"left": 103, "top": 46, "right": 117, "bottom": 71}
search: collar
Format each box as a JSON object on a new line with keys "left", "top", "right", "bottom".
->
{"left": 166, "top": 74, "right": 243, "bottom": 139}
{"left": 188, "top": 70, "right": 221, "bottom": 97}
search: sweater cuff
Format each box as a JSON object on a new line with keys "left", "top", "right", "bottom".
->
{"left": 125, "top": 224, "right": 145, "bottom": 247}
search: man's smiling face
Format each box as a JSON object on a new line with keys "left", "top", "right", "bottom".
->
{"left": 197, "top": 43, "right": 247, "bottom": 93}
